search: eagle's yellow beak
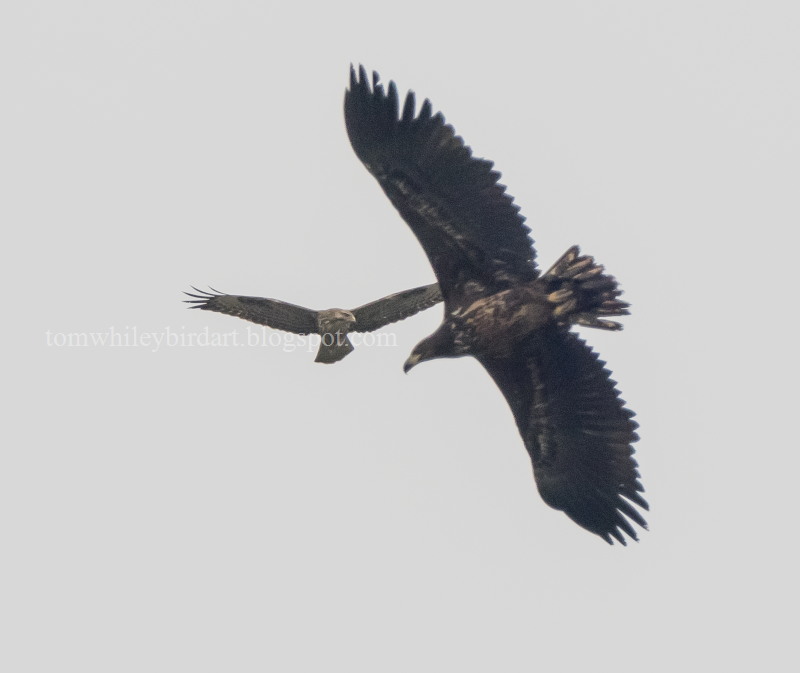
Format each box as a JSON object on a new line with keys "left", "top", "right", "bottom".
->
{"left": 403, "top": 352, "right": 421, "bottom": 374}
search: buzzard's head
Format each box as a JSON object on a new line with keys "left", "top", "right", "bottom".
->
{"left": 317, "top": 309, "right": 356, "bottom": 333}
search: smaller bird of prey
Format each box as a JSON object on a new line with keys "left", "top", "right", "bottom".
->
{"left": 184, "top": 284, "right": 442, "bottom": 363}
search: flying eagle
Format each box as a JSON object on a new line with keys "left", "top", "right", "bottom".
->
{"left": 184, "top": 284, "right": 442, "bottom": 363}
{"left": 345, "top": 66, "right": 647, "bottom": 544}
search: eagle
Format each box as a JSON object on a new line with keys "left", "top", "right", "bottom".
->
{"left": 345, "top": 66, "right": 647, "bottom": 544}
{"left": 184, "top": 284, "right": 442, "bottom": 363}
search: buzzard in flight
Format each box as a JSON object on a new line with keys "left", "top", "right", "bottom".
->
{"left": 185, "top": 284, "right": 442, "bottom": 363}
{"left": 345, "top": 66, "right": 647, "bottom": 544}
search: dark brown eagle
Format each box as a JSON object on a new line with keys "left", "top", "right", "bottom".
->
{"left": 184, "top": 284, "right": 442, "bottom": 363}
{"left": 345, "top": 66, "right": 647, "bottom": 544}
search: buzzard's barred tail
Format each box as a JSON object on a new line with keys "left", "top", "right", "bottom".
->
{"left": 543, "top": 246, "right": 629, "bottom": 331}
{"left": 314, "top": 333, "right": 355, "bottom": 364}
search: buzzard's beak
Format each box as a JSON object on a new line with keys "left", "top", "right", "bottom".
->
{"left": 403, "top": 353, "right": 421, "bottom": 374}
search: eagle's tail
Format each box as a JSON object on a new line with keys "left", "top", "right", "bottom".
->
{"left": 314, "top": 332, "right": 355, "bottom": 364}
{"left": 542, "top": 246, "right": 629, "bottom": 331}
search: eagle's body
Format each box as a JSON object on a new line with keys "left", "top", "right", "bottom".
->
{"left": 345, "top": 66, "right": 647, "bottom": 544}
{"left": 453, "top": 285, "right": 552, "bottom": 357}
{"left": 185, "top": 284, "right": 442, "bottom": 364}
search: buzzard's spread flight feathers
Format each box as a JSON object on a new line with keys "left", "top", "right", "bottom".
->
{"left": 351, "top": 284, "right": 443, "bottom": 332}
{"left": 185, "top": 288, "right": 318, "bottom": 334}
{"left": 346, "top": 66, "right": 647, "bottom": 544}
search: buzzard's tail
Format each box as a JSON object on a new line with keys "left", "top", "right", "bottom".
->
{"left": 314, "top": 332, "right": 355, "bottom": 364}
{"left": 543, "top": 246, "right": 629, "bottom": 331}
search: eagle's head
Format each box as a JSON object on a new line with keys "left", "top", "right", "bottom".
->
{"left": 404, "top": 324, "right": 460, "bottom": 373}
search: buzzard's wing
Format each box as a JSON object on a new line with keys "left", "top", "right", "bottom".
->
{"left": 184, "top": 288, "right": 318, "bottom": 334}
{"left": 478, "top": 326, "right": 647, "bottom": 545}
{"left": 351, "top": 283, "right": 443, "bottom": 332}
{"left": 345, "top": 65, "right": 538, "bottom": 310}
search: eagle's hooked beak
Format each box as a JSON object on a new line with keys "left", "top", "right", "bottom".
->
{"left": 403, "top": 352, "right": 421, "bottom": 374}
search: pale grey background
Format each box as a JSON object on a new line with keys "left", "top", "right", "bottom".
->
{"left": 2, "top": 1, "right": 798, "bottom": 671}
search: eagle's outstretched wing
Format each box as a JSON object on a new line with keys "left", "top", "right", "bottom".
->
{"left": 184, "top": 288, "right": 318, "bottom": 334}
{"left": 351, "top": 283, "right": 442, "bottom": 332}
{"left": 345, "top": 65, "right": 538, "bottom": 310}
{"left": 478, "top": 326, "right": 647, "bottom": 545}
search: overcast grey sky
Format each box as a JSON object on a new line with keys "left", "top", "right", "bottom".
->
{"left": 2, "top": 1, "right": 798, "bottom": 671}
